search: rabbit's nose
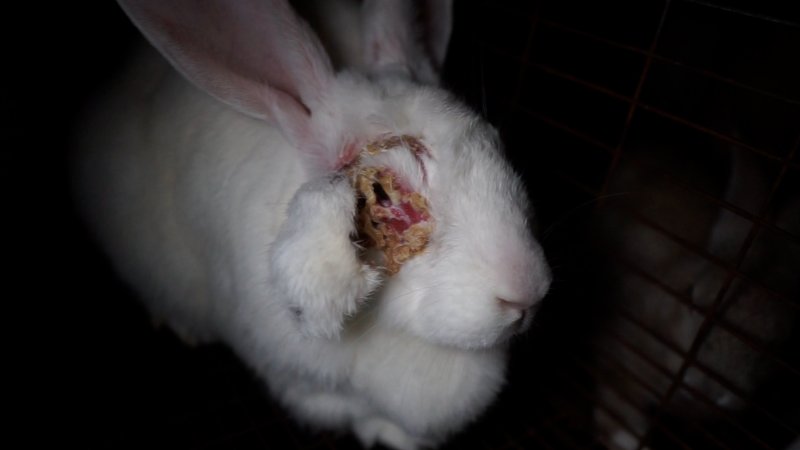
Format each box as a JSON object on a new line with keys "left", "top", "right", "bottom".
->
{"left": 494, "top": 253, "right": 551, "bottom": 313}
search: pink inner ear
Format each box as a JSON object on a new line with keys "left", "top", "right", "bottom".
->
{"left": 335, "top": 140, "right": 364, "bottom": 170}
{"left": 119, "top": 0, "right": 336, "bottom": 161}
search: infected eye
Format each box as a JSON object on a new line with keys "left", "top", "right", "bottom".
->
{"left": 356, "top": 193, "right": 367, "bottom": 212}
{"left": 372, "top": 182, "right": 391, "bottom": 206}
{"left": 351, "top": 166, "right": 434, "bottom": 274}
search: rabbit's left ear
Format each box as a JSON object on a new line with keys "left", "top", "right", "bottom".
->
{"left": 117, "top": 0, "right": 334, "bottom": 156}
{"left": 361, "top": 0, "right": 453, "bottom": 84}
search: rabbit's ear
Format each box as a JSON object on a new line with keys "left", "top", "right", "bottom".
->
{"left": 421, "top": 0, "right": 454, "bottom": 72}
{"left": 361, "top": 0, "right": 453, "bottom": 84}
{"left": 118, "top": 0, "right": 333, "bottom": 147}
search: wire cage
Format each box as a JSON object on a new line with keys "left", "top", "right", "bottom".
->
{"left": 52, "top": 0, "right": 799, "bottom": 449}
{"left": 441, "top": 1, "right": 799, "bottom": 449}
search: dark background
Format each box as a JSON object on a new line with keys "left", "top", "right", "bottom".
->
{"left": 6, "top": 1, "right": 798, "bottom": 448}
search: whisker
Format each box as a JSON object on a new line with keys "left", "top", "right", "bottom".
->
{"left": 386, "top": 280, "right": 448, "bottom": 303}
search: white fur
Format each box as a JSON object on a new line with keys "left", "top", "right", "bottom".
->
{"left": 73, "top": 1, "right": 550, "bottom": 448}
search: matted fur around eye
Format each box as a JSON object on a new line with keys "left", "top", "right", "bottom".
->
{"left": 347, "top": 134, "right": 434, "bottom": 274}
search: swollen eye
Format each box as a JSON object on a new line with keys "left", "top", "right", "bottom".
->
{"left": 372, "top": 182, "right": 391, "bottom": 206}
{"left": 351, "top": 165, "right": 433, "bottom": 275}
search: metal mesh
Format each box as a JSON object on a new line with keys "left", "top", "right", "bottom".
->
{"left": 441, "top": 0, "right": 799, "bottom": 448}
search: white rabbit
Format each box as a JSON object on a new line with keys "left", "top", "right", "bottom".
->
{"left": 72, "top": 1, "right": 551, "bottom": 449}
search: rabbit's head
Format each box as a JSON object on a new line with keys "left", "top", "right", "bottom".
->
{"left": 337, "top": 84, "right": 551, "bottom": 349}
{"left": 119, "top": 0, "right": 550, "bottom": 349}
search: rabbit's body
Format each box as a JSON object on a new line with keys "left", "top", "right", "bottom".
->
{"left": 77, "top": 47, "right": 300, "bottom": 343}
{"left": 74, "top": 2, "right": 550, "bottom": 448}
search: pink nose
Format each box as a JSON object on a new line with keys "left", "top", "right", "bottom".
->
{"left": 491, "top": 238, "right": 551, "bottom": 312}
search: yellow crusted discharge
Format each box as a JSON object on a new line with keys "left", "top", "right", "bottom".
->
{"left": 349, "top": 136, "right": 433, "bottom": 275}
